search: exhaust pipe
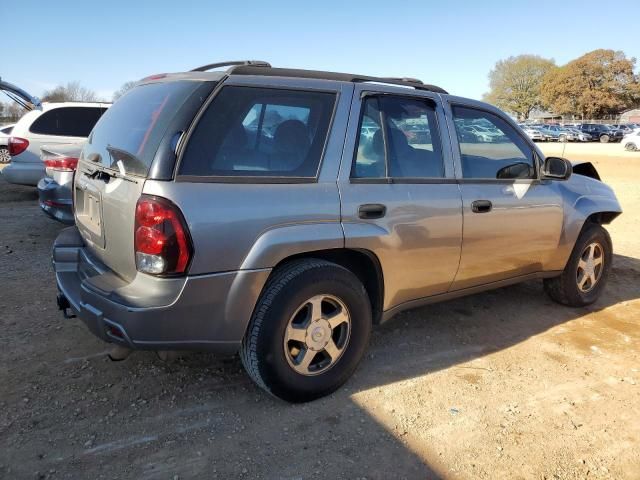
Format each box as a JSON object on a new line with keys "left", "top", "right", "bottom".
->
{"left": 108, "top": 345, "right": 132, "bottom": 362}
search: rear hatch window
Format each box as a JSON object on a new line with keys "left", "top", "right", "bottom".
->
{"left": 84, "top": 81, "right": 202, "bottom": 177}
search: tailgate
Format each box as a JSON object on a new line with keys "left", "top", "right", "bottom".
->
{"left": 74, "top": 80, "right": 208, "bottom": 282}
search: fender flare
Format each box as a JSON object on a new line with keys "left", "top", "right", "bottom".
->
{"left": 240, "top": 222, "right": 345, "bottom": 270}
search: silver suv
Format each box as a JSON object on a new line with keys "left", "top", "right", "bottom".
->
{"left": 53, "top": 61, "right": 622, "bottom": 402}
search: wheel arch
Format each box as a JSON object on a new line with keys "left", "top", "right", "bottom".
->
{"left": 269, "top": 248, "right": 385, "bottom": 325}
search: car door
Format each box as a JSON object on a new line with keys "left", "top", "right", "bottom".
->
{"left": 338, "top": 84, "right": 463, "bottom": 311}
{"left": 444, "top": 99, "right": 564, "bottom": 290}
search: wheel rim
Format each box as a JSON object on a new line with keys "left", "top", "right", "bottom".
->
{"left": 625, "top": 142, "right": 636, "bottom": 151}
{"left": 283, "top": 294, "right": 351, "bottom": 376}
{"left": 601, "top": 135, "right": 609, "bottom": 143}
{"left": 576, "top": 242, "right": 604, "bottom": 293}
{"left": 0, "top": 148, "right": 10, "bottom": 164}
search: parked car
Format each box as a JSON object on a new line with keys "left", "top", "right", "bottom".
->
{"left": 563, "top": 127, "right": 592, "bottom": 142}
{"left": 536, "top": 126, "right": 561, "bottom": 141}
{"left": 622, "top": 130, "right": 640, "bottom": 151}
{"left": 0, "top": 124, "right": 15, "bottom": 163}
{"left": 2, "top": 102, "right": 109, "bottom": 186}
{"left": 578, "top": 124, "right": 623, "bottom": 143}
{"left": 521, "top": 126, "right": 544, "bottom": 141}
{"left": 53, "top": 61, "right": 622, "bottom": 402}
{"left": 38, "top": 143, "right": 83, "bottom": 224}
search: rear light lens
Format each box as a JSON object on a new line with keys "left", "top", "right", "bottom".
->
{"left": 43, "top": 156, "right": 78, "bottom": 173}
{"left": 8, "top": 137, "right": 29, "bottom": 156}
{"left": 134, "top": 195, "right": 192, "bottom": 276}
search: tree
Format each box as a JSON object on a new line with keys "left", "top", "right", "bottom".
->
{"left": 112, "top": 81, "right": 137, "bottom": 101}
{"left": 483, "top": 55, "right": 556, "bottom": 120}
{"left": 540, "top": 49, "right": 640, "bottom": 118}
{"left": 42, "top": 81, "right": 98, "bottom": 102}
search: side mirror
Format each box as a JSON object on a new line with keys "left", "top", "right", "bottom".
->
{"left": 542, "top": 156, "right": 572, "bottom": 180}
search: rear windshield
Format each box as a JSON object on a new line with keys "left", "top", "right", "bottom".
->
{"left": 84, "top": 81, "right": 201, "bottom": 177}
{"left": 30, "top": 107, "right": 107, "bottom": 137}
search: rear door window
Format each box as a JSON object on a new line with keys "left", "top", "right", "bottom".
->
{"left": 179, "top": 86, "right": 336, "bottom": 178}
{"left": 84, "top": 81, "right": 204, "bottom": 177}
{"left": 30, "top": 107, "right": 107, "bottom": 137}
{"left": 352, "top": 95, "right": 444, "bottom": 179}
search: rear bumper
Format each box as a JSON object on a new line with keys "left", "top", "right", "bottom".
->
{"left": 53, "top": 227, "right": 270, "bottom": 354}
{"left": 38, "top": 177, "right": 74, "bottom": 224}
{"left": 1, "top": 160, "right": 44, "bottom": 186}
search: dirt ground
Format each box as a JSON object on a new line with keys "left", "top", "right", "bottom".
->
{"left": 1, "top": 143, "right": 639, "bottom": 479}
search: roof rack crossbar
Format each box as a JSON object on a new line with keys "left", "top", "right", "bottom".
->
{"left": 191, "top": 60, "right": 271, "bottom": 72}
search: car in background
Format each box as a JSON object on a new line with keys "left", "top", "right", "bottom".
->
{"left": 536, "top": 126, "right": 561, "bottom": 141}
{"left": 611, "top": 124, "right": 635, "bottom": 135}
{"left": 38, "top": 143, "right": 83, "bottom": 224}
{"left": 562, "top": 127, "right": 592, "bottom": 142}
{"left": 578, "top": 124, "right": 623, "bottom": 143}
{"left": 2, "top": 102, "right": 109, "bottom": 186}
{"left": 521, "top": 126, "right": 544, "bottom": 141}
{"left": 0, "top": 124, "right": 15, "bottom": 163}
{"left": 622, "top": 130, "right": 640, "bottom": 151}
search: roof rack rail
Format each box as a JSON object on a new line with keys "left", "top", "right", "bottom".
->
{"left": 381, "top": 77, "right": 424, "bottom": 85}
{"left": 191, "top": 60, "right": 271, "bottom": 72}
{"left": 227, "top": 66, "right": 448, "bottom": 94}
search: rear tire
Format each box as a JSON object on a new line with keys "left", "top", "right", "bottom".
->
{"left": 0, "top": 147, "right": 10, "bottom": 164}
{"left": 241, "top": 259, "right": 372, "bottom": 402}
{"left": 544, "top": 224, "right": 612, "bottom": 307}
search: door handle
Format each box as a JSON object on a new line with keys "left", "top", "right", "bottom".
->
{"left": 471, "top": 200, "right": 492, "bottom": 213}
{"left": 358, "top": 203, "right": 386, "bottom": 219}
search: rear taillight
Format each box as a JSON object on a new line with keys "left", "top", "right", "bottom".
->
{"left": 8, "top": 137, "right": 29, "bottom": 156}
{"left": 43, "top": 156, "right": 78, "bottom": 172}
{"left": 134, "top": 195, "right": 192, "bottom": 276}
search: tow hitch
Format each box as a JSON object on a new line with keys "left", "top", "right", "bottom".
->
{"left": 56, "top": 293, "right": 76, "bottom": 319}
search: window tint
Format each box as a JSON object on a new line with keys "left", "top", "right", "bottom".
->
{"left": 452, "top": 106, "right": 535, "bottom": 179}
{"left": 353, "top": 95, "right": 444, "bottom": 179}
{"left": 179, "top": 86, "right": 336, "bottom": 178}
{"left": 30, "top": 107, "right": 107, "bottom": 137}
{"left": 85, "top": 81, "right": 204, "bottom": 176}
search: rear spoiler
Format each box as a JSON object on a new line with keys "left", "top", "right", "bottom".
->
{"left": 0, "top": 77, "right": 42, "bottom": 111}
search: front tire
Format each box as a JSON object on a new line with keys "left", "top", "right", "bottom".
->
{"left": 544, "top": 224, "right": 612, "bottom": 307}
{"left": 241, "top": 259, "right": 372, "bottom": 402}
{"left": 624, "top": 142, "right": 637, "bottom": 152}
{"left": 600, "top": 134, "right": 610, "bottom": 143}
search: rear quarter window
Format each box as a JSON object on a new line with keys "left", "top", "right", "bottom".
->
{"left": 178, "top": 86, "right": 336, "bottom": 179}
{"left": 30, "top": 107, "right": 107, "bottom": 137}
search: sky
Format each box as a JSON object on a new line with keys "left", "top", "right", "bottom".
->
{"left": 2, "top": 0, "right": 639, "bottom": 103}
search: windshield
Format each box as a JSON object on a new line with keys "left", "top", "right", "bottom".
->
{"left": 83, "top": 81, "right": 200, "bottom": 176}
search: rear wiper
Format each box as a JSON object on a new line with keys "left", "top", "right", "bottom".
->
{"left": 84, "top": 166, "right": 137, "bottom": 184}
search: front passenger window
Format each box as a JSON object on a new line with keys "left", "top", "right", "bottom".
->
{"left": 452, "top": 106, "right": 535, "bottom": 180}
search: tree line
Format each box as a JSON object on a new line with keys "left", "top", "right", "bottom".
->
{"left": 483, "top": 49, "right": 640, "bottom": 120}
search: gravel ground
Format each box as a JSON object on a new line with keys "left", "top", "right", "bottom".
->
{"left": 1, "top": 144, "right": 639, "bottom": 479}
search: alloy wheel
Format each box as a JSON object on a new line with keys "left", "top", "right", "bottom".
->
{"left": 283, "top": 294, "right": 351, "bottom": 376}
{"left": 0, "top": 147, "right": 10, "bottom": 164}
{"left": 576, "top": 242, "right": 604, "bottom": 293}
